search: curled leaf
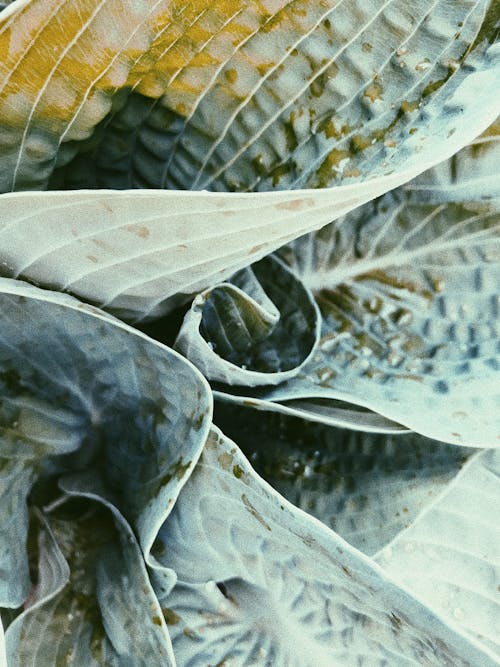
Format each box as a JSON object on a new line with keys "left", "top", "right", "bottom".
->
{"left": 255, "top": 124, "right": 500, "bottom": 446}
{"left": 175, "top": 254, "right": 320, "bottom": 385}
{"left": 5, "top": 499, "right": 175, "bottom": 666}
{"left": 0, "top": 278, "right": 211, "bottom": 606}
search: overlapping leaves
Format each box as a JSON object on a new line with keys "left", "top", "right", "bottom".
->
{"left": 184, "top": 124, "right": 500, "bottom": 445}
{"left": 150, "top": 426, "right": 498, "bottom": 666}
{"left": 0, "top": 278, "right": 211, "bottom": 662}
{"left": 0, "top": 0, "right": 499, "bottom": 665}
{"left": 0, "top": 0, "right": 498, "bottom": 321}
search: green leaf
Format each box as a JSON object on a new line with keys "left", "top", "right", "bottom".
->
{"left": 214, "top": 401, "right": 473, "bottom": 555}
{"left": 151, "top": 427, "right": 498, "bottom": 666}
{"left": 175, "top": 254, "right": 320, "bottom": 385}
{"left": 5, "top": 498, "right": 175, "bottom": 666}
{"left": 0, "top": 278, "right": 211, "bottom": 607}
{"left": 376, "top": 448, "right": 500, "bottom": 656}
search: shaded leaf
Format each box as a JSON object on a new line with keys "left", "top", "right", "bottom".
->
{"left": 5, "top": 498, "right": 175, "bottom": 666}
{"left": 175, "top": 254, "right": 320, "bottom": 385}
{"left": 151, "top": 426, "right": 497, "bottom": 666}
{"left": 214, "top": 391, "right": 409, "bottom": 433}
{"left": 376, "top": 448, "right": 500, "bottom": 656}
{"left": 0, "top": 277, "right": 211, "bottom": 607}
{"left": 0, "top": 610, "right": 6, "bottom": 667}
{"left": 214, "top": 401, "right": 473, "bottom": 555}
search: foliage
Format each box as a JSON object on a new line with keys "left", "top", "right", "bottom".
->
{"left": 0, "top": 0, "right": 499, "bottom": 664}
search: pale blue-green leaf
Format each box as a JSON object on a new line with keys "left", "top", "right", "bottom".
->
{"left": 376, "top": 448, "right": 500, "bottom": 656}
{"left": 152, "top": 426, "right": 497, "bottom": 666}
{"left": 213, "top": 401, "right": 472, "bottom": 555}
{"left": 255, "top": 125, "right": 500, "bottom": 446}
{"left": 0, "top": 459, "right": 34, "bottom": 607}
{"left": 0, "top": 0, "right": 496, "bottom": 193}
{"left": 0, "top": 3, "right": 498, "bottom": 321}
{"left": 214, "top": 391, "right": 409, "bottom": 433}
{"left": 175, "top": 255, "right": 320, "bottom": 386}
{"left": 0, "top": 277, "right": 211, "bottom": 606}
{"left": 6, "top": 499, "right": 175, "bottom": 666}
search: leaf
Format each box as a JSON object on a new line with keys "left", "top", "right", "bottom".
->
{"left": 5, "top": 498, "right": 175, "bottom": 666}
{"left": 0, "top": 0, "right": 497, "bottom": 193}
{"left": 0, "top": 277, "right": 211, "bottom": 607}
{"left": 215, "top": 390, "right": 410, "bottom": 432}
{"left": 0, "top": 2, "right": 498, "bottom": 321}
{"left": 213, "top": 401, "right": 473, "bottom": 555}
{"left": 151, "top": 426, "right": 498, "bottom": 666}
{"left": 175, "top": 254, "right": 320, "bottom": 385}
{"left": 247, "top": 123, "right": 500, "bottom": 446}
{"left": 376, "top": 448, "right": 500, "bottom": 656}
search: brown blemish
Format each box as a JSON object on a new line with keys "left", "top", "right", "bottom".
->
{"left": 126, "top": 224, "right": 150, "bottom": 239}
{"left": 241, "top": 493, "right": 272, "bottom": 531}
{"left": 364, "top": 82, "right": 383, "bottom": 102}
{"left": 225, "top": 68, "right": 238, "bottom": 84}
{"left": 162, "top": 608, "right": 181, "bottom": 625}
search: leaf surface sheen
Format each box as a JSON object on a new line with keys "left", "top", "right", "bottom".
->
{"left": 152, "top": 426, "right": 499, "bottom": 667}
{"left": 376, "top": 448, "right": 500, "bottom": 656}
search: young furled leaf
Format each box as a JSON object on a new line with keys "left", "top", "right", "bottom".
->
{"left": 175, "top": 254, "right": 320, "bottom": 386}
{"left": 199, "top": 124, "right": 500, "bottom": 446}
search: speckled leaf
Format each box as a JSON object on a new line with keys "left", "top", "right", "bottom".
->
{"left": 0, "top": 0, "right": 496, "bottom": 193}
{"left": 213, "top": 401, "right": 473, "bottom": 555}
{"left": 150, "top": 426, "right": 497, "bottom": 667}
{"left": 175, "top": 254, "right": 320, "bottom": 386}
{"left": 376, "top": 448, "right": 500, "bottom": 656}
{"left": 0, "top": 277, "right": 211, "bottom": 608}
{"left": 254, "top": 124, "right": 500, "bottom": 446}
{"left": 5, "top": 498, "right": 175, "bottom": 666}
{"left": 0, "top": 3, "right": 498, "bottom": 321}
